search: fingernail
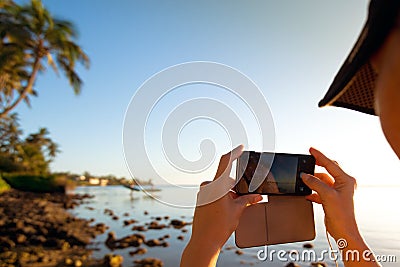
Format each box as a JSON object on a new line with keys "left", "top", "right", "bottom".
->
{"left": 255, "top": 195, "right": 263, "bottom": 202}
{"left": 300, "top": 172, "right": 308, "bottom": 180}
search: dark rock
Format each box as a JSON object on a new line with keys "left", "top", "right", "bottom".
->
{"left": 132, "top": 225, "right": 147, "bottom": 232}
{"left": 177, "top": 235, "right": 184, "bottom": 241}
{"left": 235, "top": 250, "right": 243, "bottom": 255}
{"left": 129, "top": 248, "right": 147, "bottom": 256}
{"left": 123, "top": 219, "right": 138, "bottom": 226}
{"left": 106, "top": 232, "right": 117, "bottom": 249}
{"left": 303, "top": 242, "right": 314, "bottom": 249}
{"left": 285, "top": 263, "right": 300, "bottom": 267}
{"left": 106, "top": 232, "right": 145, "bottom": 249}
{"left": 0, "top": 237, "right": 15, "bottom": 250}
{"left": 95, "top": 222, "right": 109, "bottom": 234}
{"left": 144, "top": 238, "right": 168, "bottom": 248}
{"left": 119, "top": 234, "right": 144, "bottom": 247}
{"left": 32, "top": 235, "right": 47, "bottom": 244}
{"left": 104, "top": 208, "right": 114, "bottom": 216}
{"left": 148, "top": 221, "right": 167, "bottom": 230}
{"left": 134, "top": 257, "right": 163, "bottom": 267}
{"left": 44, "top": 237, "right": 59, "bottom": 248}
{"left": 170, "top": 219, "right": 191, "bottom": 229}
{"left": 145, "top": 239, "right": 161, "bottom": 247}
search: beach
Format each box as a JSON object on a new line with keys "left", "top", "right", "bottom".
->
{"left": 0, "top": 185, "right": 399, "bottom": 267}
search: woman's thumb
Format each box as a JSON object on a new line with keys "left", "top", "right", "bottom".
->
{"left": 301, "top": 173, "right": 331, "bottom": 196}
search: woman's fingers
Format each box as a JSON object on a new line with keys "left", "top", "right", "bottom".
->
{"left": 305, "top": 193, "right": 322, "bottom": 204}
{"left": 309, "top": 147, "right": 346, "bottom": 180}
{"left": 301, "top": 173, "right": 332, "bottom": 197}
{"left": 214, "top": 145, "right": 244, "bottom": 180}
{"left": 314, "top": 173, "right": 335, "bottom": 187}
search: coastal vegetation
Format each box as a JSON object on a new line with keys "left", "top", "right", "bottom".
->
{"left": 0, "top": 1, "right": 170, "bottom": 266}
{"left": 0, "top": 175, "right": 10, "bottom": 192}
{"left": 0, "top": 0, "right": 89, "bottom": 192}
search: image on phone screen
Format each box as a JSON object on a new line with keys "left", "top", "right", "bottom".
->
{"left": 235, "top": 151, "right": 313, "bottom": 195}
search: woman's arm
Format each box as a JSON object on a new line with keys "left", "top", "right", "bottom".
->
{"left": 180, "top": 145, "right": 262, "bottom": 267}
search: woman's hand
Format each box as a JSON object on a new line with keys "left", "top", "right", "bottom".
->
{"left": 301, "top": 147, "right": 379, "bottom": 266}
{"left": 301, "top": 147, "right": 359, "bottom": 240}
{"left": 180, "top": 145, "right": 262, "bottom": 267}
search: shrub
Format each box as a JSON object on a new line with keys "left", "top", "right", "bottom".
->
{"left": 0, "top": 176, "right": 10, "bottom": 193}
{"left": 1, "top": 173, "right": 65, "bottom": 193}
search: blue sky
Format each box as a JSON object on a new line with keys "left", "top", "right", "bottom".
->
{"left": 15, "top": 0, "right": 400, "bottom": 185}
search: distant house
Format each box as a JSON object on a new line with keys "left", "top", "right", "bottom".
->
{"left": 88, "top": 177, "right": 108, "bottom": 186}
{"left": 88, "top": 178, "right": 100, "bottom": 185}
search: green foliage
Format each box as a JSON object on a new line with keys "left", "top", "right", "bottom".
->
{"left": 0, "top": 152, "right": 24, "bottom": 172}
{"left": 0, "top": 113, "right": 59, "bottom": 174}
{"left": 2, "top": 173, "right": 65, "bottom": 193}
{"left": 0, "top": 175, "right": 10, "bottom": 193}
{"left": 0, "top": 0, "right": 90, "bottom": 117}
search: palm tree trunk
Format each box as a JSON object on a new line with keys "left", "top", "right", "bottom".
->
{"left": 0, "top": 54, "right": 42, "bottom": 119}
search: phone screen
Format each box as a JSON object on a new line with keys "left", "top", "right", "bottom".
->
{"left": 267, "top": 155, "right": 298, "bottom": 193}
{"left": 236, "top": 152, "right": 303, "bottom": 194}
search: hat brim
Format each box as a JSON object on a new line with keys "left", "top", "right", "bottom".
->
{"left": 318, "top": 0, "right": 400, "bottom": 116}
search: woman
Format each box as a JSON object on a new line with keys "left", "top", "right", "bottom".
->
{"left": 181, "top": 1, "right": 400, "bottom": 266}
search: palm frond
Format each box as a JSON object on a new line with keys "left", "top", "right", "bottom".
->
{"left": 57, "top": 54, "right": 82, "bottom": 94}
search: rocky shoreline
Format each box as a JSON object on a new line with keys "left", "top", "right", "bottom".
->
{"left": 0, "top": 189, "right": 192, "bottom": 267}
{"left": 0, "top": 189, "right": 111, "bottom": 267}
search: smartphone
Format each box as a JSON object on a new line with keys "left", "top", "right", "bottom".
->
{"left": 235, "top": 151, "right": 315, "bottom": 195}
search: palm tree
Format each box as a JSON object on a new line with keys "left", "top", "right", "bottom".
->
{"left": 0, "top": 0, "right": 89, "bottom": 118}
{"left": 25, "top": 127, "right": 60, "bottom": 160}
{"left": 0, "top": 113, "right": 22, "bottom": 156}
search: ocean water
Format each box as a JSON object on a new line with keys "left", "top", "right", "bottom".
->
{"left": 72, "top": 185, "right": 400, "bottom": 267}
